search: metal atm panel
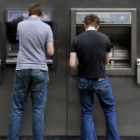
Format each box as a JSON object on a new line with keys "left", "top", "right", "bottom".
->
{"left": 5, "top": 9, "right": 57, "bottom": 68}
{"left": 71, "top": 8, "right": 137, "bottom": 76}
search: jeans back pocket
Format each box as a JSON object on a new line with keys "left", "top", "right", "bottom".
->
{"left": 95, "top": 83, "right": 109, "bottom": 97}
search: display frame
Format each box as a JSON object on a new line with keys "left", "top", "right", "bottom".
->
{"left": 6, "top": 8, "right": 53, "bottom": 22}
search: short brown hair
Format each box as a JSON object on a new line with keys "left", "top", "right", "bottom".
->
{"left": 84, "top": 14, "right": 100, "bottom": 28}
{"left": 28, "top": 3, "right": 43, "bottom": 17}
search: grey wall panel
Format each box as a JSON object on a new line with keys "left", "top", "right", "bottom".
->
{"left": 1, "top": 0, "right": 140, "bottom": 137}
{"left": 109, "top": 77, "right": 140, "bottom": 136}
{"left": 0, "top": 68, "right": 15, "bottom": 136}
{"left": 68, "top": 76, "right": 140, "bottom": 136}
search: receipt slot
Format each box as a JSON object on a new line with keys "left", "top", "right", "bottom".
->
{"left": 3, "top": 9, "right": 58, "bottom": 68}
{"left": 71, "top": 8, "right": 137, "bottom": 76}
{"left": 137, "top": 59, "right": 140, "bottom": 84}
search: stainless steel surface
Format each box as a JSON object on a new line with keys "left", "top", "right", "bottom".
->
{"left": 110, "top": 57, "right": 129, "bottom": 60}
{"left": 6, "top": 58, "right": 53, "bottom": 64}
{"left": 8, "top": 53, "right": 17, "bottom": 57}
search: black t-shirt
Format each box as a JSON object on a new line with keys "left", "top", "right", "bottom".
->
{"left": 71, "top": 30, "right": 111, "bottom": 79}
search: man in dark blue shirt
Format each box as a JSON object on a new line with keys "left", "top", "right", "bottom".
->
{"left": 70, "top": 14, "right": 120, "bottom": 140}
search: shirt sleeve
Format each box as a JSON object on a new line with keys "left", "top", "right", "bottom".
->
{"left": 46, "top": 26, "right": 54, "bottom": 43}
{"left": 106, "top": 37, "right": 111, "bottom": 52}
{"left": 71, "top": 38, "right": 77, "bottom": 52}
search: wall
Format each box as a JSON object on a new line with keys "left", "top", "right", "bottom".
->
{"left": 0, "top": 0, "right": 140, "bottom": 137}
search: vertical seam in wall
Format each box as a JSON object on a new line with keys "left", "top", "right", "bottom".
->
{"left": 66, "top": 0, "right": 69, "bottom": 137}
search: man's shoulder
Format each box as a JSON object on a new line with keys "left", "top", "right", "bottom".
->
{"left": 75, "top": 31, "right": 109, "bottom": 40}
{"left": 75, "top": 31, "right": 86, "bottom": 40}
{"left": 18, "top": 20, "right": 51, "bottom": 29}
{"left": 18, "top": 20, "right": 26, "bottom": 25}
{"left": 40, "top": 22, "right": 51, "bottom": 29}
{"left": 97, "top": 31, "right": 109, "bottom": 39}
{"left": 17, "top": 20, "right": 29, "bottom": 27}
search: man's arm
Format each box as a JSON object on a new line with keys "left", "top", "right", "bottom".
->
{"left": 105, "top": 52, "right": 110, "bottom": 64}
{"left": 69, "top": 52, "right": 77, "bottom": 69}
{"left": 46, "top": 42, "right": 54, "bottom": 57}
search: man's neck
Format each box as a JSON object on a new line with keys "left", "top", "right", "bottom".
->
{"left": 30, "top": 15, "right": 41, "bottom": 19}
{"left": 86, "top": 27, "right": 97, "bottom": 31}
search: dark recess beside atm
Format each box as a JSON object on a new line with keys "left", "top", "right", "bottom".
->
{"left": 0, "top": 20, "right": 6, "bottom": 84}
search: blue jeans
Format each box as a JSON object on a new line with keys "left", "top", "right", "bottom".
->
{"left": 7, "top": 69, "right": 48, "bottom": 140}
{"left": 77, "top": 77, "right": 120, "bottom": 140}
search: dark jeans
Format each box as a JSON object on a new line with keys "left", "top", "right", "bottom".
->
{"left": 77, "top": 77, "right": 120, "bottom": 140}
{"left": 7, "top": 69, "right": 48, "bottom": 140}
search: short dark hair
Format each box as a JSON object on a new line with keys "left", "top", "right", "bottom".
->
{"left": 84, "top": 14, "right": 100, "bottom": 28}
{"left": 28, "top": 3, "right": 43, "bottom": 17}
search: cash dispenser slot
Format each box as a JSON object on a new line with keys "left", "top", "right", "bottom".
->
{"left": 71, "top": 9, "right": 137, "bottom": 75}
{"left": 4, "top": 9, "right": 58, "bottom": 68}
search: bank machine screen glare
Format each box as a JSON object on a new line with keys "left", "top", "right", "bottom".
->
{"left": 76, "top": 12, "right": 131, "bottom": 24}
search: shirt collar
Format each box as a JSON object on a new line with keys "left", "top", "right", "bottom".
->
{"left": 28, "top": 17, "right": 41, "bottom": 21}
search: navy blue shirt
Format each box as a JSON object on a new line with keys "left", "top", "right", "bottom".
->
{"left": 71, "top": 30, "right": 111, "bottom": 79}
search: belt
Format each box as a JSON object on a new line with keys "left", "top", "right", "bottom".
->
{"left": 88, "top": 77, "right": 105, "bottom": 81}
{"left": 97, "top": 78, "right": 105, "bottom": 81}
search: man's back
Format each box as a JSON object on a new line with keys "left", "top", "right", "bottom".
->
{"left": 71, "top": 30, "right": 110, "bottom": 79}
{"left": 7, "top": 4, "right": 55, "bottom": 140}
{"left": 16, "top": 17, "right": 53, "bottom": 71}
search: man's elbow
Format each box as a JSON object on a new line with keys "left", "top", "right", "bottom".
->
{"left": 47, "top": 51, "right": 54, "bottom": 57}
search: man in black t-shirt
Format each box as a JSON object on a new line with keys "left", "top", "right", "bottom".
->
{"left": 70, "top": 14, "right": 120, "bottom": 140}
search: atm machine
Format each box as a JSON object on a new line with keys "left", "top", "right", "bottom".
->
{"left": 4, "top": 9, "right": 57, "bottom": 68}
{"left": 71, "top": 8, "right": 137, "bottom": 76}
{"left": 68, "top": 8, "right": 137, "bottom": 136}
